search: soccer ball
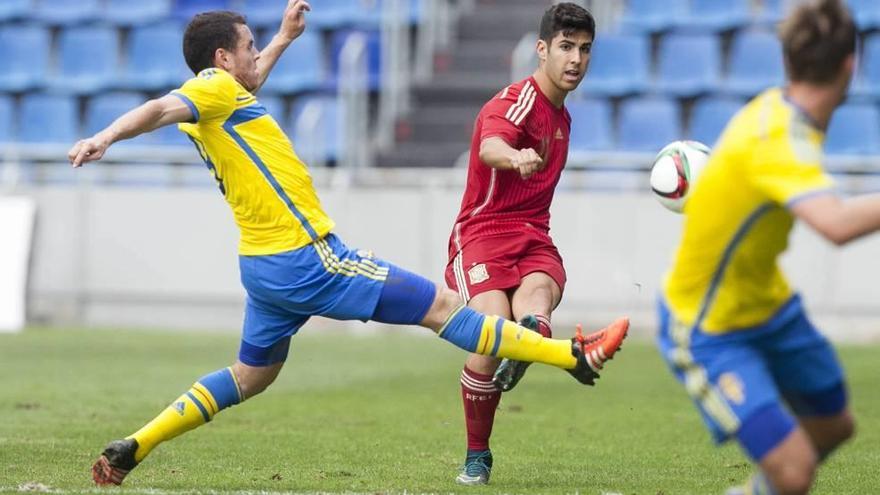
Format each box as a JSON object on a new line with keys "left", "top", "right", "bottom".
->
{"left": 649, "top": 140, "right": 711, "bottom": 213}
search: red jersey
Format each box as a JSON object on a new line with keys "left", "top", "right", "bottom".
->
{"left": 450, "top": 76, "right": 571, "bottom": 253}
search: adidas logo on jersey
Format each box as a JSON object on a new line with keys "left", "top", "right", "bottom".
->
{"left": 555, "top": 128, "right": 563, "bottom": 140}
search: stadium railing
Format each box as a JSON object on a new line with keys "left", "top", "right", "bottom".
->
{"left": 376, "top": 0, "right": 411, "bottom": 152}
{"left": 339, "top": 32, "right": 371, "bottom": 169}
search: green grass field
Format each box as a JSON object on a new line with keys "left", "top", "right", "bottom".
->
{"left": 0, "top": 327, "right": 877, "bottom": 494}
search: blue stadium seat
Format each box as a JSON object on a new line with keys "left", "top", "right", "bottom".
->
{"left": 567, "top": 99, "right": 613, "bottom": 154}
{"left": 330, "top": 30, "right": 381, "bottom": 90}
{"left": 88, "top": 95, "right": 187, "bottom": 146}
{"left": 123, "top": 23, "right": 189, "bottom": 91}
{"left": 240, "top": 0, "right": 286, "bottom": 28}
{"left": 849, "top": 0, "right": 880, "bottom": 30}
{"left": 0, "top": 25, "right": 50, "bottom": 92}
{"left": 577, "top": 34, "right": 649, "bottom": 98}
{"left": 49, "top": 26, "right": 121, "bottom": 95}
{"left": 249, "top": 0, "right": 421, "bottom": 31}
{"left": 85, "top": 92, "right": 149, "bottom": 145}
{"left": 0, "top": 0, "right": 30, "bottom": 22}
{"left": 617, "top": 97, "right": 681, "bottom": 152}
{"left": 351, "top": 0, "right": 385, "bottom": 28}
{"left": 258, "top": 95, "right": 287, "bottom": 124}
{"left": 825, "top": 103, "right": 880, "bottom": 156}
{"left": 854, "top": 33, "right": 880, "bottom": 98}
{"left": 350, "top": 0, "right": 425, "bottom": 28}
{"left": 260, "top": 30, "right": 326, "bottom": 94}
{"left": 756, "top": 0, "right": 785, "bottom": 24}
{"left": 308, "top": 0, "right": 358, "bottom": 29}
{"left": 251, "top": 0, "right": 425, "bottom": 34}
{"left": 688, "top": 97, "right": 743, "bottom": 146}
{"left": 102, "top": 0, "right": 171, "bottom": 26}
{"left": 655, "top": 33, "right": 721, "bottom": 98}
{"left": 32, "top": 0, "right": 100, "bottom": 25}
{"left": 84, "top": 93, "right": 146, "bottom": 136}
{"left": 408, "top": 0, "right": 425, "bottom": 24}
{"left": 288, "top": 96, "right": 340, "bottom": 164}
{"left": 151, "top": 121, "right": 192, "bottom": 146}
{"left": 0, "top": 96, "right": 13, "bottom": 143}
{"left": 723, "top": 31, "right": 785, "bottom": 97}
{"left": 173, "top": 0, "right": 231, "bottom": 20}
{"left": 19, "top": 93, "right": 79, "bottom": 143}
{"left": 675, "top": 0, "right": 751, "bottom": 32}
{"left": 620, "top": 0, "right": 688, "bottom": 33}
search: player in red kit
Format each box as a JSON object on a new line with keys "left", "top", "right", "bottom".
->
{"left": 444, "top": 3, "right": 630, "bottom": 486}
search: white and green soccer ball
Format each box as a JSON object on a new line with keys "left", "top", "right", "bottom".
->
{"left": 649, "top": 140, "right": 711, "bottom": 214}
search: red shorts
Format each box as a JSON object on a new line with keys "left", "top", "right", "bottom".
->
{"left": 444, "top": 230, "right": 566, "bottom": 302}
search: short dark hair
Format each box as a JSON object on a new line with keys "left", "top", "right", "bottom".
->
{"left": 183, "top": 11, "right": 247, "bottom": 74}
{"left": 779, "top": 0, "right": 855, "bottom": 84}
{"left": 538, "top": 2, "right": 595, "bottom": 43}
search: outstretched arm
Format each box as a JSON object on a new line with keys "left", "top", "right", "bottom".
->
{"left": 67, "top": 94, "right": 193, "bottom": 168}
{"left": 254, "top": 0, "right": 312, "bottom": 93}
{"left": 791, "top": 192, "right": 880, "bottom": 245}
{"left": 479, "top": 136, "right": 544, "bottom": 179}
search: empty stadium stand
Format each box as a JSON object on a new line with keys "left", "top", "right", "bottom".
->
{"left": 0, "top": 0, "right": 878, "bottom": 172}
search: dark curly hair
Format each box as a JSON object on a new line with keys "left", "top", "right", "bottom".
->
{"left": 780, "top": 0, "right": 855, "bottom": 84}
{"left": 183, "top": 11, "right": 247, "bottom": 74}
{"left": 538, "top": 2, "right": 595, "bottom": 43}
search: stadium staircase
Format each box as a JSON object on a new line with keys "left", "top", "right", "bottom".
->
{"left": 377, "top": 0, "right": 548, "bottom": 168}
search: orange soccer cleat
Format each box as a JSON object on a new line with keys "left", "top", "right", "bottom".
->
{"left": 567, "top": 317, "right": 630, "bottom": 386}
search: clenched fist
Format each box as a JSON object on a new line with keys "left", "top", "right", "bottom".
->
{"left": 510, "top": 148, "right": 544, "bottom": 179}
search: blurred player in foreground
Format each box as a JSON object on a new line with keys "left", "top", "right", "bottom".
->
{"left": 67, "top": 0, "right": 628, "bottom": 486}
{"left": 444, "top": 3, "right": 628, "bottom": 485}
{"left": 657, "top": 1, "right": 876, "bottom": 493}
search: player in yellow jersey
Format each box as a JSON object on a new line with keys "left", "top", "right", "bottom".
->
{"left": 67, "top": 1, "right": 629, "bottom": 486}
{"left": 658, "top": 1, "right": 880, "bottom": 494}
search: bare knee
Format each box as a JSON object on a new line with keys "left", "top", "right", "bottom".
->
{"left": 512, "top": 272, "right": 561, "bottom": 315}
{"left": 801, "top": 409, "right": 856, "bottom": 456}
{"left": 231, "top": 361, "right": 284, "bottom": 400}
{"left": 770, "top": 463, "right": 816, "bottom": 495}
{"left": 822, "top": 412, "right": 856, "bottom": 457}
{"left": 766, "top": 412, "right": 855, "bottom": 494}
{"left": 760, "top": 427, "right": 818, "bottom": 495}
{"left": 834, "top": 412, "right": 856, "bottom": 444}
{"left": 518, "top": 281, "right": 553, "bottom": 300}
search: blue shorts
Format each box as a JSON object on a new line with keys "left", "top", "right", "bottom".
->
{"left": 656, "top": 295, "right": 847, "bottom": 454}
{"left": 238, "top": 234, "right": 436, "bottom": 366}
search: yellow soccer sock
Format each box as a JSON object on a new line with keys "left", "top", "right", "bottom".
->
{"left": 438, "top": 305, "right": 576, "bottom": 369}
{"left": 128, "top": 385, "right": 216, "bottom": 462}
{"left": 479, "top": 315, "right": 577, "bottom": 369}
{"left": 128, "top": 368, "right": 242, "bottom": 462}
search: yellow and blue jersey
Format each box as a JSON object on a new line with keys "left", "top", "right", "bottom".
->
{"left": 663, "top": 88, "right": 835, "bottom": 334}
{"left": 171, "top": 68, "right": 334, "bottom": 255}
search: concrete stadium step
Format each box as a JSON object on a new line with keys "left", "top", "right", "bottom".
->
{"left": 412, "top": 74, "right": 506, "bottom": 106}
{"left": 376, "top": 142, "right": 469, "bottom": 168}
{"left": 458, "top": 6, "right": 547, "bottom": 41}
{"left": 402, "top": 104, "right": 481, "bottom": 143}
{"left": 450, "top": 40, "right": 519, "bottom": 72}
{"left": 380, "top": 0, "right": 552, "bottom": 168}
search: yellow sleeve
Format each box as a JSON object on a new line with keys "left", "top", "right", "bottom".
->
{"left": 749, "top": 126, "right": 835, "bottom": 206}
{"left": 170, "top": 69, "right": 238, "bottom": 124}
